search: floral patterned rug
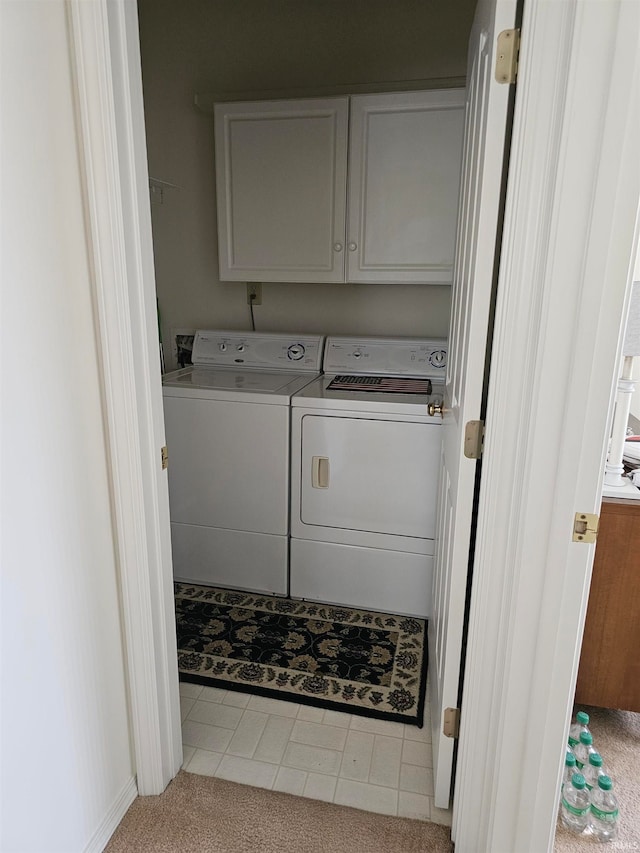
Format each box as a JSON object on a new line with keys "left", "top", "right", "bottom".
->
{"left": 175, "top": 583, "right": 428, "bottom": 726}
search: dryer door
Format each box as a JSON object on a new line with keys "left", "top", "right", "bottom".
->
{"left": 299, "top": 414, "right": 440, "bottom": 539}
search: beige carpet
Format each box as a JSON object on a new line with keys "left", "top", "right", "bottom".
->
{"left": 105, "top": 771, "right": 452, "bottom": 853}
{"left": 555, "top": 706, "right": 640, "bottom": 850}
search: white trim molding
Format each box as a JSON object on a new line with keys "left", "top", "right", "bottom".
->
{"left": 105, "top": 0, "right": 183, "bottom": 789}
{"left": 67, "top": 0, "right": 181, "bottom": 794}
{"left": 84, "top": 776, "right": 137, "bottom": 853}
{"left": 194, "top": 76, "right": 468, "bottom": 112}
{"left": 453, "top": 1, "right": 640, "bottom": 851}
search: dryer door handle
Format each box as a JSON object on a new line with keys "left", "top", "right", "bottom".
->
{"left": 311, "top": 456, "right": 330, "bottom": 489}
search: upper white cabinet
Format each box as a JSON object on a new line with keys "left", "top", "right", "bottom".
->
{"left": 347, "top": 90, "right": 465, "bottom": 284}
{"left": 214, "top": 89, "right": 465, "bottom": 284}
{"left": 215, "top": 98, "right": 349, "bottom": 283}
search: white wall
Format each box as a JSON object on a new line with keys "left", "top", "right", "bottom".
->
{"left": 0, "top": 2, "right": 135, "bottom": 850}
{"left": 137, "top": 0, "right": 476, "bottom": 367}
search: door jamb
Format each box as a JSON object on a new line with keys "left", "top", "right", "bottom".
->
{"left": 67, "top": 0, "right": 182, "bottom": 795}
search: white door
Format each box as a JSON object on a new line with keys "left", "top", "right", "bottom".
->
{"left": 429, "top": 0, "right": 518, "bottom": 809}
{"left": 214, "top": 98, "right": 348, "bottom": 282}
{"left": 347, "top": 90, "right": 465, "bottom": 284}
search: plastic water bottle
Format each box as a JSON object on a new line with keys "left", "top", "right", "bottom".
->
{"left": 559, "top": 750, "right": 577, "bottom": 814}
{"left": 568, "top": 710, "right": 591, "bottom": 749}
{"left": 561, "top": 773, "right": 591, "bottom": 833}
{"left": 583, "top": 752, "right": 606, "bottom": 791}
{"left": 574, "top": 731, "right": 596, "bottom": 769}
{"left": 562, "top": 750, "right": 577, "bottom": 788}
{"left": 590, "top": 775, "right": 619, "bottom": 841}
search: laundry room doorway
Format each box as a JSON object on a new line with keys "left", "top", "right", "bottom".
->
{"left": 73, "top": 0, "right": 640, "bottom": 849}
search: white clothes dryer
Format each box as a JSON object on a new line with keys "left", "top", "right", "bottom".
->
{"left": 290, "top": 336, "right": 446, "bottom": 618}
{"left": 162, "top": 330, "right": 324, "bottom": 595}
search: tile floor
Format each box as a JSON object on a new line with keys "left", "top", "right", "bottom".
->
{"left": 180, "top": 680, "right": 453, "bottom": 826}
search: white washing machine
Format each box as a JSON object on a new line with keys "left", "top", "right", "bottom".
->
{"left": 290, "top": 336, "right": 446, "bottom": 619}
{"left": 162, "top": 330, "right": 324, "bottom": 595}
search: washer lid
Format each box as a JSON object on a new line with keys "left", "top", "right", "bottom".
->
{"left": 162, "top": 366, "right": 320, "bottom": 403}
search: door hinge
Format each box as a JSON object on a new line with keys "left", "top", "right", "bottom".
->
{"left": 161, "top": 446, "right": 169, "bottom": 470}
{"left": 572, "top": 512, "right": 598, "bottom": 544}
{"left": 443, "top": 707, "right": 461, "bottom": 739}
{"left": 464, "top": 420, "right": 484, "bottom": 459}
{"left": 495, "top": 28, "right": 521, "bottom": 85}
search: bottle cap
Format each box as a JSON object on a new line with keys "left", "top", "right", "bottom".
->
{"left": 579, "top": 731, "right": 593, "bottom": 745}
{"left": 576, "top": 711, "right": 590, "bottom": 725}
{"left": 589, "top": 753, "right": 603, "bottom": 767}
{"left": 571, "top": 773, "right": 586, "bottom": 789}
{"left": 598, "top": 775, "right": 613, "bottom": 791}
{"left": 565, "top": 751, "right": 576, "bottom": 766}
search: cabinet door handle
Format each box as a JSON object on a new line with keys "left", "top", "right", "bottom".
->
{"left": 311, "top": 456, "right": 330, "bottom": 489}
{"left": 333, "top": 242, "right": 343, "bottom": 252}
{"left": 348, "top": 242, "right": 358, "bottom": 251}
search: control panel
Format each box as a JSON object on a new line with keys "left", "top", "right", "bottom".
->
{"left": 191, "top": 330, "right": 324, "bottom": 372}
{"left": 323, "top": 336, "right": 447, "bottom": 380}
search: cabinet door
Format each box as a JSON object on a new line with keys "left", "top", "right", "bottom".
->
{"left": 347, "top": 90, "right": 465, "bottom": 284}
{"left": 215, "top": 98, "right": 348, "bottom": 282}
{"left": 575, "top": 499, "right": 640, "bottom": 712}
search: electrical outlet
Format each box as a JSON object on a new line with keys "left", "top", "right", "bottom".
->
{"left": 246, "top": 283, "right": 262, "bottom": 305}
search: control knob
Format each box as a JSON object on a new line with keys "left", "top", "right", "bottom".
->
{"left": 287, "top": 343, "right": 305, "bottom": 361}
{"left": 429, "top": 349, "right": 447, "bottom": 368}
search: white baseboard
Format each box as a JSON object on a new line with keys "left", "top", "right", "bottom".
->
{"left": 84, "top": 776, "right": 138, "bottom": 853}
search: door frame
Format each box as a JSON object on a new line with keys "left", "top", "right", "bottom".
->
{"left": 75, "top": 1, "right": 639, "bottom": 850}
{"left": 452, "top": 1, "right": 640, "bottom": 849}
{"left": 68, "top": 0, "right": 182, "bottom": 795}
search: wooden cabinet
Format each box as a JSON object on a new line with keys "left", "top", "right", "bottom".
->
{"left": 214, "top": 90, "right": 465, "bottom": 284}
{"left": 575, "top": 498, "right": 640, "bottom": 712}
